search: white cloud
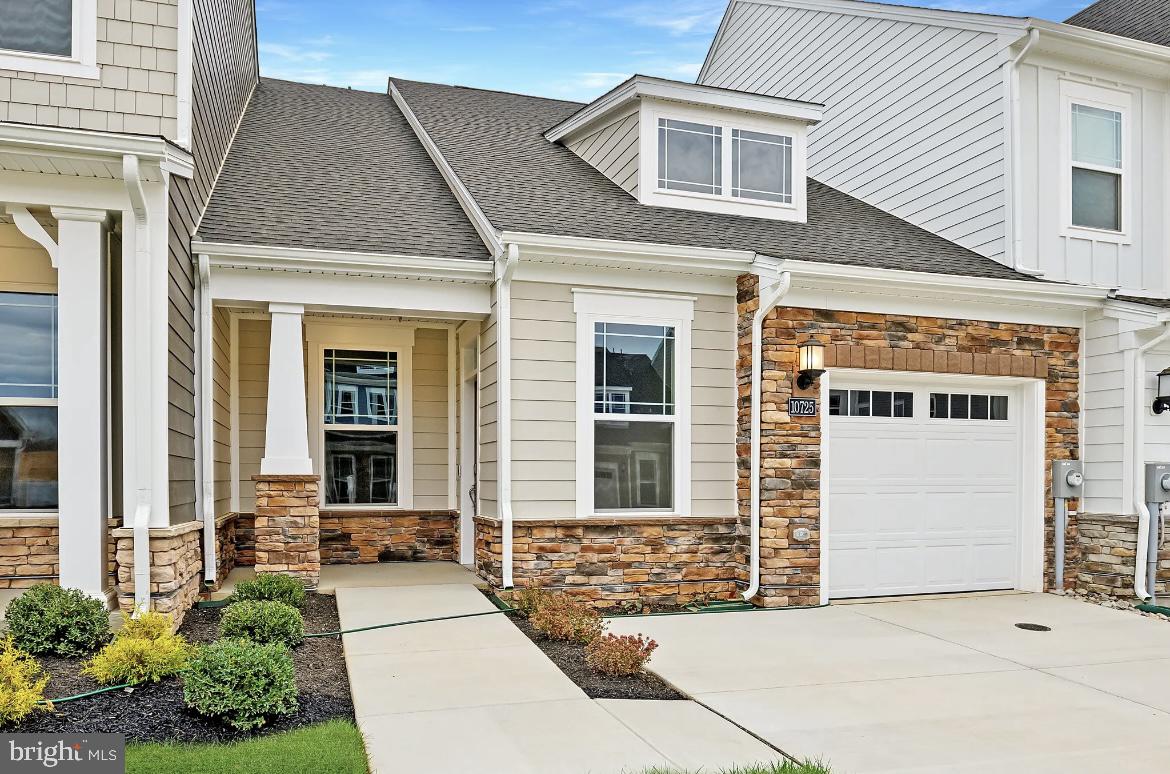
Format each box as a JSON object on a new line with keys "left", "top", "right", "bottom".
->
{"left": 259, "top": 41, "right": 334, "bottom": 63}
{"left": 605, "top": 1, "right": 726, "bottom": 35}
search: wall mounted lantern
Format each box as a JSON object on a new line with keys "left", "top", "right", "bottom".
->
{"left": 1154, "top": 367, "right": 1170, "bottom": 414}
{"left": 796, "top": 341, "right": 826, "bottom": 390}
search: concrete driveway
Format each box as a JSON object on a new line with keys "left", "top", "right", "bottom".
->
{"left": 609, "top": 592, "right": 1170, "bottom": 773}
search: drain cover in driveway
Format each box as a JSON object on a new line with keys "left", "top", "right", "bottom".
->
{"left": 1015, "top": 622, "right": 1052, "bottom": 632}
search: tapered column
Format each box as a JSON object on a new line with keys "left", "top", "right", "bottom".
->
{"left": 52, "top": 207, "right": 109, "bottom": 601}
{"left": 261, "top": 303, "right": 312, "bottom": 474}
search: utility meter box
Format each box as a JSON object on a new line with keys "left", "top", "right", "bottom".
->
{"left": 1052, "top": 460, "right": 1084, "bottom": 499}
{"left": 1145, "top": 463, "right": 1170, "bottom": 504}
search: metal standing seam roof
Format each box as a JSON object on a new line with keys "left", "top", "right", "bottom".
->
{"left": 196, "top": 78, "right": 490, "bottom": 262}
{"left": 1066, "top": 0, "right": 1170, "bottom": 48}
{"left": 389, "top": 77, "right": 1036, "bottom": 282}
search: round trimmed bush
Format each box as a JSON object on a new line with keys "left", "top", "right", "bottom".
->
{"left": 230, "top": 573, "right": 307, "bottom": 608}
{"left": 219, "top": 600, "right": 304, "bottom": 648}
{"left": 4, "top": 584, "right": 109, "bottom": 657}
{"left": 183, "top": 639, "right": 298, "bottom": 730}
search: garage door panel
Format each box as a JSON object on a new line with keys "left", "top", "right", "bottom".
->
{"left": 827, "top": 378, "right": 1022, "bottom": 599}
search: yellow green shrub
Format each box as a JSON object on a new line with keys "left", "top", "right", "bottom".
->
{"left": 83, "top": 612, "right": 195, "bottom": 686}
{"left": 0, "top": 636, "right": 50, "bottom": 726}
{"left": 116, "top": 610, "right": 174, "bottom": 641}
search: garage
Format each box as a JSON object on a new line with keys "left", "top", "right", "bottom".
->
{"left": 824, "top": 373, "right": 1026, "bottom": 599}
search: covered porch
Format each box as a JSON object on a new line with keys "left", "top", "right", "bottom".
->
{"left": 196, "top": 241, "right": 493, "bottom": 590}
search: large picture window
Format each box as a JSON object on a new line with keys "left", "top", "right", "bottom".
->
{"left": 322, "top": 349, "right": 399, "bottom": 506}
{"left": 0, "top": 292, "right": 58, "bottom": 511}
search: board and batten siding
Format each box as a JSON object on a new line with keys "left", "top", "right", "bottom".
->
{"left": 1017, "top": 59, "right": 1168, "bottom": 296}
{"left": 566, "top": 111, "right": 640, "bottom": 196}
{"left": 509, "top": 280, "right": 737, "bottom": 519}
{"left": 701, "top": 0, "right": 1012, "bottom": 261}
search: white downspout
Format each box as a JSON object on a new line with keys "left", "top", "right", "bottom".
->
{"left": 123, "top": 154, "right": 152, "bottom": 613}
{"left": 496, "top": 244, "right": 519, "bottom": 588}
{"left": 1005, "top": 28, "right": 1041, "bottom": 275}
{"left": 1133, "top": 322, "right": 1170, "bottom": 600}
{"left": 196, "top": 254, "right": 216, "bottom": 585}
{"left": 744, "top": 270, "right": 792, "bottom": 602}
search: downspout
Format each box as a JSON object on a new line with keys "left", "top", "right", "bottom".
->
{"left": 196, "top": 254, "right": 216, "bottom": 585}
{"left": 1005, "top": 28, "right": 1041, "bottom": 275}
{"left": 1132, "top": 322, "right": 1170, "bottom": 600}
{"left": 496, "top": 243, "right": 519, "bottom": 589}
{"left": 744, "top": 270, "right": 792, "bottom": 602}
{"left": 123, "top": 155, "right": 152, "bottom": 613}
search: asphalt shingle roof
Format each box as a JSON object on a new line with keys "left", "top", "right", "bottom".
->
{"left": 391, "top": 78, "right": 1032, "bottom": 281}
{"left": 197, "top": 78, "right": 490, "bottom": 262}
{"left": 1066, "top": 0, "right": 1170, "bottom": 48}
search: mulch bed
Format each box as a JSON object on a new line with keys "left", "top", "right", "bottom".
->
{"left": 10, "top": 594, "right": 354, "bottom": 743}
{"left": 509, "top": 615, "right": 686, "bottom": 701}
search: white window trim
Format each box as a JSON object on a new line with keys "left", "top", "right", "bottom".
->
{"left": 0, "top": 0, "right": 99, "bottom": 80}
{"left": 305, "top": 320, "right": 414, "bottom": 510}
{"left": 1059, "top": 80, "right": 1132, "bottom": 245}
{"left": 637, "top": 98, "right": 809, "bottom": 223}
{"left": 574, "top": 289, "right": 693, "bottom": 518}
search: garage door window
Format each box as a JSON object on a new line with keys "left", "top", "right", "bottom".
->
{"left": 829, "top": 389, "right": 913, "bottom": 418}
{"left": 930, "top": 393, "right": 1008, "bottom": 421}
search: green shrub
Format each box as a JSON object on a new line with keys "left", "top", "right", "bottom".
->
{"left": 511, "top": 583, "right": 553, "bottom": 618}
{"left": 585, "top": 633, "right": 658, "bottom": 676}
{"left": 4, "top": 584, "right": 109, "bottom": 657}
{"left": 83, "top": 611, "right": 194, "bottom": 686}
{"left": 231, "top": 574, "right": 307, "bottom": 608}
{"left": 529, "top": 595, "right": 605, "bottom": 644}
{"left": 0, "top": 636, "right": 50, "bottom": 725}
{"left": 183, "top": 639, "right": 298, "bottom": 730}
{"left": 220, "top": 601, "right": 304, "bottom": 648}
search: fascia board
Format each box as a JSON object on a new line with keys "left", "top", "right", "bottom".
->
{"left": 500, "top": 230, "right": 755, "bottom": 275}
{"left": 1103, "top": 299, "right": 1170, "bottom": 323}
{"left": 194, "top": 240, "right": 494, "bottom": 282}
{"left": 740, "top": 0, "right": 1029, "bottom": 36}
{"left": 388, "top": 81, "right": 503, "bottom": 257}
{"left": 1030, "top": 20, "right": 1170, "bottom": 65}
{"left": 0, "top": 122, "right": 194, "bottom": 176}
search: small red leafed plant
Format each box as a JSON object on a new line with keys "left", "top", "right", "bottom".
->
{"left": 584, "top": 633, "right": 659, "bottom": 676}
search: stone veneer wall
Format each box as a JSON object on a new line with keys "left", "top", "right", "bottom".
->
{"left": 320, "top": 511, "right": 457, "bottom": 563}
{"left": 0, "top": 518, "right": 60, "bottom": 589}
{"left": 253, "top": 475, "right": 321, "bottom": 589}
{"left": 111, "top": 521, "right": 203, "bottom": 627}
{"left": 736, "top": 275, "right": 1081, "bottom": 606}
{"left": 213, "top": 513, "right": 237, "bottom": 589}
{"left": 1076, "top": 513, "right": 1170, "bottom": 598}
{"left": 474, "top": 516, "right": 740, "bottom": 608}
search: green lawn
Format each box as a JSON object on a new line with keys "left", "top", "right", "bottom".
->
{"left": 641, "top": 761, "right": 831, "bottom": 774}
{"left": 126, "top": 720, "right": 367, "bottom": 774}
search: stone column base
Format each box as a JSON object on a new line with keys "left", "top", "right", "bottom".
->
{"left": 111, "top": 521, "right": 203, "bottom": 628}
{"left": 253, "top": 474, "right": 321, "bottom": 589}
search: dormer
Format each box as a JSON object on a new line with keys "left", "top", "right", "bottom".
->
{"left": 545, "top": 76, "right": 823, "bottom": 223}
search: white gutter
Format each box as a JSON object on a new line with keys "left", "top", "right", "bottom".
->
{"left": 1005, "top": 28, "right": 1041, "bottom": 275}
{"left": 123, "top": 154, "right": 152, "bottom": 613}
{"left": 196, "top": 254, "right": 216, "bottom": 586}
{"left": 496, "top": 243, "right": 519, "bottom": 588}
{"left": 1133, "top": 322, "right": 1170, "bottom": 600}
{"left": 744, "top": 270, "right": 792, "bottom": 601}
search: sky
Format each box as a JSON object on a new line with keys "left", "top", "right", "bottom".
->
{"left": 256, "top": 1, "right": 1098, "bottom": 103}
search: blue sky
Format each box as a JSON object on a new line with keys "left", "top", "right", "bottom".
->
{"left": 256, "top": 1, "right": 1096, "bottom": 102}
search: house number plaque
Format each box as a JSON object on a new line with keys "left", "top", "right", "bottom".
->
{"left": 788, "top": 398, "right": 817, "bottom": 417}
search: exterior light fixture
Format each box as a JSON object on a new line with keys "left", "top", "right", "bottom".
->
{"left": 1154, "top": 367, "right": 1170, "bottom": 414}
{"left": 796, "top": 341, "right": 826, "bottom": 390}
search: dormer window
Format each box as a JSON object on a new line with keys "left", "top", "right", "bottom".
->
{"left": 732, "top": 129, "right": 792, "bottom": 204}
{"left": 658, "top": 119, "right": 722, "bottom": 195}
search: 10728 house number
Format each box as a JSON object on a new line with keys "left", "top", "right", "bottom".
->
{"left": 788, "top": 398, "right": 817, "bottom": 417}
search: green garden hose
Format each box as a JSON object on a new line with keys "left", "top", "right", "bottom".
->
{"left": 302, "top": 608, "right": 514, "bottom": 638}
{"left": 38, "top": 683, "right": 133, "bottom": 705}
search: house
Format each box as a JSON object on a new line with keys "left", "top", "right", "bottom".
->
{"left": 0, "top": 0, "right": 1128, "bottom": 623}
{"left": 700, "top": 0, "right": 1170, "bottom": 601}
{"left": 0, "top": 0, "right": 257, "bottom": 620}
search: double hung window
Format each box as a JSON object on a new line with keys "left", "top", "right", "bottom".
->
{"left": 1070, "top": 103, "right": 1123, "bottom": 232}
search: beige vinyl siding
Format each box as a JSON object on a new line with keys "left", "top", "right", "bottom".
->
{"left": 478, "top": 287, "right": 499, "bottom": 518}
{"left": 412, "top": 327, "right": 450, "bottom": 510}
{"left": 567, "top": 111, "right": 640, "bottom": 196}
{"left": 0, "top": 223, "right": 57, "bottom": 291}
{"left": 211, "top": 308, "right": 231, "bottom": 517}
{"left": 236, "top": 317, "right": 268, "bottom": 514}
{"left": 509, "top": 280, "right": 737, "bottom": 519}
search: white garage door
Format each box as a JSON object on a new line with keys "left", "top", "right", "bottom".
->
{"left": 826, "top": 376, "right": 1022, "bottom": 599}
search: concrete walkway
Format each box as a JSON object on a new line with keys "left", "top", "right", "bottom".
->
{"left": 334, "top": 564, "right": 778, "bottom": 774}
{"left": 609, "top": 592, "right": 1170, "bottom": 773}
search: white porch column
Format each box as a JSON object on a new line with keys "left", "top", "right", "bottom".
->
{"left": 261, "top": 303, "right": 312, "bottom": 474}
{"left": 52, "top": 207, "right": 109, "bottom": 601}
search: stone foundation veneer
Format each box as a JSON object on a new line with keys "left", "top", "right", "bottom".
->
{"left": 253, "top": 474, "right": 321, "bottom": 589}
{"left": 111, "top": 521, "right": 203, "bottom": 627}
{"left": 474, "top": 516, "right": 740, "bottom": 608}
{"left": 1076, "top": 513, "right": 1170, "bottom": 598}
{"left": 736, "top": 275, "right": 1082, "bottom": 606}
{"left": 0, "top": 517, "right": 60, "bottom": 589}
{"left": 320, "top": 511, "right": 457, "bottom": 563}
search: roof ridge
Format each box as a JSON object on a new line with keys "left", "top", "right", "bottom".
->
{"left": 390, "top": 76, "right": 585, "bottom": 108}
